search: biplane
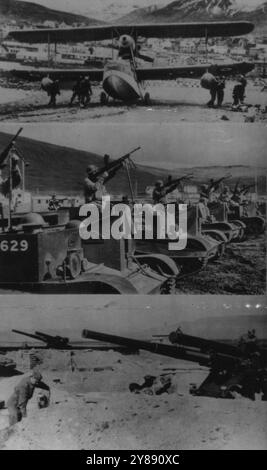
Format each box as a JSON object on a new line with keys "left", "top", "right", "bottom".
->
{"left": 7, "top": 22, "right": 255, "bottom": 104}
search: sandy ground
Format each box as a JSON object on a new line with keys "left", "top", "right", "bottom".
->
{"left": 0, "top": 348, "right": 266, "bottom": 450}
{"left": 0, "top": 80, "right": 267, "bottom": 123}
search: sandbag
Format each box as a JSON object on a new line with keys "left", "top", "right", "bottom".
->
{"left": 41, "top": 77, "right": 53, "bottom": 92}
{"left": 200, "top": 72, "right": 217, "bottom": 90}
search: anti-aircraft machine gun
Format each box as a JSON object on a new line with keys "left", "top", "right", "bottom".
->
{"left": 82, "top": 328, "right": 267, "bottom": 401}
{"left": 93, "top": 146, "right": 140, "bottom": 182}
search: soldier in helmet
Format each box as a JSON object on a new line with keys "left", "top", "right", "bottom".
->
{"left": 80, "top": 76, "right": 92, "bottom": 108}
{"left": 69, "top": 75, "right": 83, "bottom": 106}
{"left": 152, "top": 180, "right": 168, "bottom": 204}
{"left": 84, "top": 164, "right": 108, "bottom": 203}
{"left": 0, "top": 153, "right": 22, "bottom": 197}
{"left": 216, "top": 76, "right": 226, "bottom": 107}
{"left": 6, "top": 370, "right": 50, "bottom": 426}
{"left": 232, "top": 75, "right": 247, "bottom": 107}
{"left": 47, "top": 79, "right": 60, "bottom": 107}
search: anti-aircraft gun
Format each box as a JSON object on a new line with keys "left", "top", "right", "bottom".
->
{"left": 0, "top": 128, "right": 23, "bottom": 169}
{"left": 163, "top": 173, "right": 194, "bottom": 196}
{"left": 92, "top": 147, "right": 141, "bottom": 183}
{"left": 82, "top": 328, "right": 267, "bottom": 401}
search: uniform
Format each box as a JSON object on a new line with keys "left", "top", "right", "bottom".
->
{"left": 7, "top": 372, "right": 50, "bottom": 426}
{"left": 69, "top": 78, "right": 82, "bottom": 105}
{"left": 216, "top": 78, "right": 225, "bottom": 107}
{"left": 152, "top": 181, "right": 167, "bottom": 204}
{"left": 79, "top": 77, "right": 92, "bottom": 107}
{"left": 48, "top": 80, "right": 60, "bottom": 107}
{"left": 83, "top": 165, "right": 108, "bottom": 203}
{"left": 233, "top": 77, "right": 247, "bottom": 106}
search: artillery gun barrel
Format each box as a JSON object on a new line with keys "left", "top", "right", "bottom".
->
{"left": 168, "top": 331, "right": 243, "bottom": 358}
{"left": 12, "top": 329, "right": 46, "bottom": 343}
{"left": 82, "top": 329, "right": 210, "bottom": 366}
{"left": 35, "top": 331, "right": 70, "bottom": 347}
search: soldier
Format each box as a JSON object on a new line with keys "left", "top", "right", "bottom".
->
{"left": 232, "top": 76, "right": 247, "bottom": 107}
{"left": 79, "top": 76, "right": 92, "bottom": 108}
{"left": 216, "top": 76, "right": 226, "bottom": 107}
{"left": 48, "top": 79, "right": 61, "bottom": 107}
{"left": 6, "top": 370, "right": 50, "bottom": 426}
{"left": 0, "top": 154, "right": 22, "bottom": 197}
{"left": 84, "top": 165, "right": 108, "bottom": 203}
{"left": 207, "top": 78, "right": 218, "bottom": 107}
{"left": 69, "top": 76, "right": 82, "bottom": 106}
{"left": 152, "top": 180, "right": 168, "bottom": 204}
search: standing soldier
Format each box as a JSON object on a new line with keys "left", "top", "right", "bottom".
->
{"left": 48, "top": 79, "right": 61, "bottom": 107}
{"left": 69, "top": 76, "right": 82, "bottom": 106}
{"left": 152, "top": 180, "right": 168, "bottom": 204}
{"left": 232, "top": 76, "right": 247, "bottom": 107}
{"left": 6, "top": 370, "right": 50, "bottom": 426}
{"left": 80, "top": 76, "right": 92, "bottom": 108}
{"left": 216, "top": 76, "right": 226, "bottom": 107}
{"left": 84, "top": 165, "right": 108, "bottom": 203}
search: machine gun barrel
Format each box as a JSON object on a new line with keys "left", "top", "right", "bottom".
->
{"left": 164, "top": 173, "right": 194, "bottom": 195}
{"left": 0, "top": 128, "right": 23, "bottom": 167}
{"left": 208, "top": 174, "right": 231, "bottom": 193}
{"left": 82, "top": 329, "right": 210, "bottom": 366}
{"left": 169, "top": 330, "right": 243, "bottom": 358}
{"left": 241, "top": 184, "right": 255, "bottom": 194}
{"left": 94, "top": 146, "right": 141, "bottom": 179}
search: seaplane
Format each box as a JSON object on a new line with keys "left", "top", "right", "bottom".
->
{"left": 6, "top": 22, "right": 255, "bottom": 104}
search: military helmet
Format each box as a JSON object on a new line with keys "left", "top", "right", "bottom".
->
{"left": 155, "top": 180, "right": 163, "bottom": 187}
{"left": 87, "top": 164, "right": 97, "bottom": 174}
{"left": 31, "top": 370, "right": 43, "bottom": 382}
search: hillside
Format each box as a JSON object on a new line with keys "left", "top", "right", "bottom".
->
{"left": 0, "top": 0, "right": 103, "bottom": 26}
{"left": 118, "top": 0, "right": 267, "bottom": 34}
{"left": 0, "top": 132, "right": 265, "bottom": 196}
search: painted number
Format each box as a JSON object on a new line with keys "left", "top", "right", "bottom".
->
{"left": 0, "top": 239, "right": 29, "bottom": 252}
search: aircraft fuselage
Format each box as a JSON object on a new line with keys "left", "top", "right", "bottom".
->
{"left": 102, "top": 60, "right": 141, "bottom": 103}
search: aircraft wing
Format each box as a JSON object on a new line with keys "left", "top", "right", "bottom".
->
{"left": 3, "top": 68, "right": 104, "bottom": 82}
{"left": 8, "top": 21, "right": 254, "bottom": 44}
{"left": 136, "top": 61, "right": 255, "bottom": 81}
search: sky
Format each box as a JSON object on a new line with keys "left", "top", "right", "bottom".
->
{"left": 19, "top": 0, "right": 265, "bottom": 21}
{"left": 0, "top": 122, "right": 266, "bottom": 169}
{"left": 19, "top": 0, "right": 172, "bottom": 22}
{"left": 0, "top": 294, "right": 265, "bottom": 338}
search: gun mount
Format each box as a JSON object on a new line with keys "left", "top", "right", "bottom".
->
{"left": 82, "top": 328, "right": 267, "bottom": 401}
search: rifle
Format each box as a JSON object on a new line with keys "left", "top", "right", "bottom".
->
{"left": 93, "top": 146, "right": 141, "bottom": 181}
{"left": 0, "top": 128, "right": 23, "bottom": 168}
{"left": 164, "top": 173, "right": 194, "bottom": 195}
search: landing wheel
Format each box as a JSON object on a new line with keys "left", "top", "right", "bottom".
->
{"left": 67, "top": 252, "right": 81, "bottom": 279}
{"left": 100, "top": 92, "right": 108, "bottom": 105}
{"left": 144, "top": 92, "right": 151, "bottom": 105}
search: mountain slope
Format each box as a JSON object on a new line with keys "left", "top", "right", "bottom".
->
{"left": 118, "top": 0, "right": 267, "bottom": 33}
{"left": 0, "top": 132, "right": 265, "bottom": 196}
{"left": 0, "top": 0, "right": 103, "bottom": 25}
